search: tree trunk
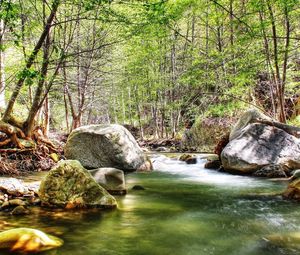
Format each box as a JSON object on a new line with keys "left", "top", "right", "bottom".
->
{"left": 23, "top": 28, "right": 51, "bottom": 137}
{"left": 266, "top": 0, "right": 286, "bottom": 123}
{"left": 0, "top": 19, "right": 5, "bottom": 110}
{"left": 2, "top": 0, "right": 60, "bottom": 122}
{"left": 43, "top": 95, "right": 50, "bottom": 137}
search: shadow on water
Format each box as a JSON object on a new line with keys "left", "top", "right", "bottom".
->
{"left": 0, "top": 153, "right": 300, "bottom": 255}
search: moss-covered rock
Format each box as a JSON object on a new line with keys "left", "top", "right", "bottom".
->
{"left": 10, "top": 205, "right": 30, "bottom": 215}
{"left": 64, "top": 124, "right": 152, "bottom": 172}
{"left": 0, "top": 228, "right": 63, "bottom": 253}
{"left": 264, "top": 232, "right": 300, "bottom": 249}
{"left": 283, "top": 178, "right": 300, "bottom": 201}
{"left": 179, "top": 154, "right": 197, "bottom": 164}
{"left": 39, "top": 160, "right": 117, "bottom": 209}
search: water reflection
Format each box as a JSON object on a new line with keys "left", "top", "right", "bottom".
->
{"left": 0, "top": 154, "right": 299, "bottom": 254}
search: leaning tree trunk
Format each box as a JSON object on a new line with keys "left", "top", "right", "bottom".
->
{"left": 23, "top": 29, "right": 51, "bottom": 138}
{"left": 0, "top": 19, "right": 6, "bottom": 110}
{"left": 2, "top": 0, "right": 60, "bottom": 123}
{"left": 0, "top": 0, "right": 60, "bottom": 148}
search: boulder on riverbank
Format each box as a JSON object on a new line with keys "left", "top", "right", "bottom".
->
{"left": 39, "top": 160, "right": 117, "bottom": 209}
{"left": 221, "top": 109, "right": 300, "bottom": 175}
{"left": 222, "top": 123, "right": 300, "bottom": 174}
{"left": 64, "top": 124, "right": 152, "bottom": 172}
{"left": 89, "top": 168, "right": 126, "bottom": 195}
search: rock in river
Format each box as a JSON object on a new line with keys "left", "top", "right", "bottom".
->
{"left": 64, "top": 124, "right": 152, "bottom": 172}
{"left": 0, "top": 228, "right": 63, "bottom": 253}
{"left": 264, "top": 232, "right": 300, "bottom": 249}
{"left": 253, "top": 164, "right": 288, "bottom": 178}
{"left": 283, "top": 178, "right": 300, "bottom": 201}
{"left": 39, "top": 160, "right": 117, "bottom": 209}
{"left": 221, "top": 123, "right": 300, "bottom": 174}
{"left": 90, "top": 168, "right": 126, "bottom": 195}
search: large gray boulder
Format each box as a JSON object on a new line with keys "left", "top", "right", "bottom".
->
{"left": 39, "top": 160, "right": 117, "bottom": 209}
{"left": 221, "top": 123, "right": 300, "bottom": 174}
{"left": 64, "top": 124, "right": 152, "bottom": 172}
{"left": 90, "top": 168, "right": 126, "bottom": 195}
{"left": 229, "top": 108, "right": 271, "bottom": 141}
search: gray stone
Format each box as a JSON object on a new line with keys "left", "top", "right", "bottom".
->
{"left": 0, "top": 178, "right": 29, "bottom": 196}
{"left": 64, "top": 124, "right": 152, "bottom": 172}
{"left": 38, "top": 160, "right": 117, "bottom": 209}
{"left": 204, "top": 160, "right": 221, "bottom": 169}
{"left": 229, "top": 108, "right": 271, "bottom": 141}
{"left": 10, "top": 206, "right": 30, "bottom": 215}
{"left": 221, "top": 123, "right": 300, "bottom": 174}
{"left": 253, "top": 164, "right": 287, "bottom": 178}
{"left": 132, "top": 185, "right": 145, "bottom": 190}
{"left": 89, "top": 168, "right": 126, "bottom": 195}
{"left": 1, "top": 199, "right": 26, "bottom": 210}
{"left": 291, "top": 169, "right": 300, "bottom": 180}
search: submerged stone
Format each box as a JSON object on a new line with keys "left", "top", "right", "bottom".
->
{"left": 0, "top": 228, "right": 63, "bottom": 253}
{"left": 10, "top": 205, "right": 30, "bottom": 215}
{"left": 39, "top": 160, "right": 117, "bottom": 209}
{"left": 132, "top": 185, "right": 145, "bottom": 191}
{"left": 264, "top": 232, "right": 300, "bottom": 249}
{"left": 64, "top": 124, "right": 152, "bottom": 171}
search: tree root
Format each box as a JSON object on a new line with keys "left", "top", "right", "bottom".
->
{"left": 32, "top": 127, "right": 58, "bottom": 153}
{"left": 0, "top": 121, "right": 26, "bottom": 149}
{"left": 0, "top": 121, "right": 58, "bottom": 154}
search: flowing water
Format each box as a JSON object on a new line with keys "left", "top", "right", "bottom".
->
{"left": 1, "top": 153, "right": 300, "bottom": 255}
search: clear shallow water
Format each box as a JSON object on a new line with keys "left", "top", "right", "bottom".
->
{"left": 1, "top": 154, "right": 300, "bottom": 255}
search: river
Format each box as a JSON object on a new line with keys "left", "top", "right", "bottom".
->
{"left": 1, "top": 153, "right": 299, "bottom": 255}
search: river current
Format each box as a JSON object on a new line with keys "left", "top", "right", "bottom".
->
{"left": 1, "top": 153, "right": 299, "bottom": 255}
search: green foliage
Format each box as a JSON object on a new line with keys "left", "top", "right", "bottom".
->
{"left": 2, "top": 0, "right": 300, "bottom": 136}
{"left": 205, "top": 101, "right": 248, "bottom": 118}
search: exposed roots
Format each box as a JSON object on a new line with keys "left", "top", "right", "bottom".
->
{"left": 0, "top": 121, "right": 63, "bottom": 175}
{"left": 0, "top": 121, "right": 26, "bottom": 149}
{"left": 0, "top": 144, "right": 60, "bottom": 176}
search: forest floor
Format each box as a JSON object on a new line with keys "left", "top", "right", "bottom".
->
{"left": 0, "top": 132, "right": 67, "bottom": 176}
